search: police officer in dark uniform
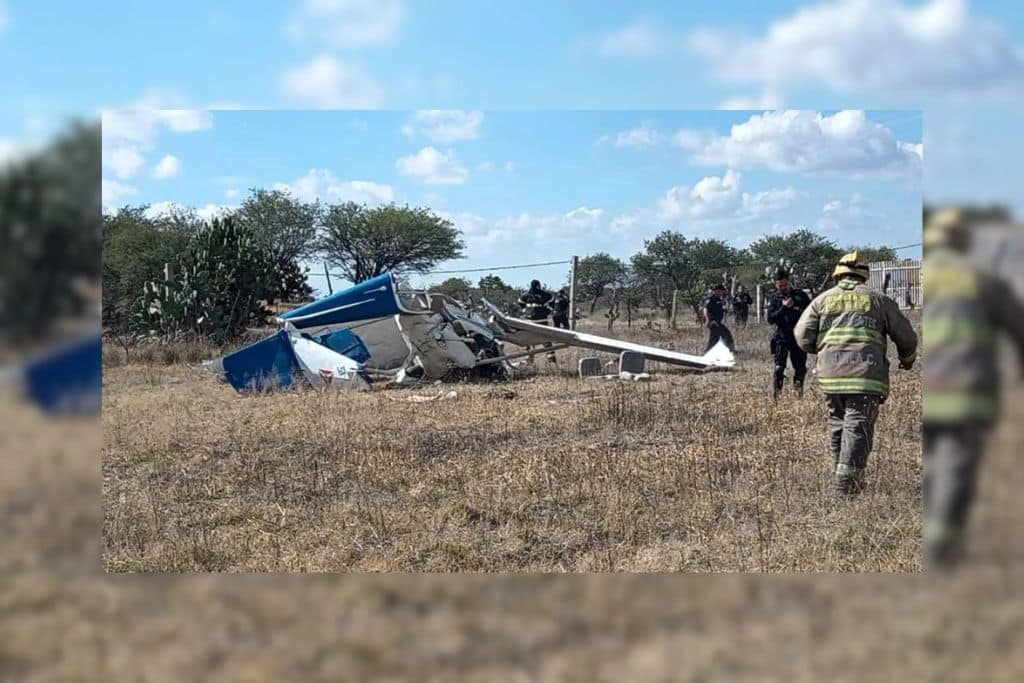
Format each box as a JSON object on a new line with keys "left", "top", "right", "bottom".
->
{"left": 767, "top": 268, "right": 811, "bottom": 398}
{"left": 732, "top": 285, "right": 753, "bottom": 326}
{"left": 703, "top": 283, "right": 735, "bottom": 353}
{"left": 518, "top": 279, "right": 557, "bottom": 362}
{"left": 551, "top": 289, "right": 571, "bottom": 329}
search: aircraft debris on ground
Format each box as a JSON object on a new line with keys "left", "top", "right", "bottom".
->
{"left": 207, "top": 272, "right": 735, "bottom": 393}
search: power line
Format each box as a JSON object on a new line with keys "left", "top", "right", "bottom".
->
{"left": 424, "top": 259, "right": 571, "bottom": 275}
{"left": 892, "top": 242, "right": 922, "bottom": 251}
{"left": 306, "top": 258, "right": 571, "bottom": 279}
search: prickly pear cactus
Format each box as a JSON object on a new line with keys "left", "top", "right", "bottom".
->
{"left": 134, "top": 216, "right": 274, "bottom": 344}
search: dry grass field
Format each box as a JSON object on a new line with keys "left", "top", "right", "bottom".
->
{"left": 8, "top": 335, "right": 1024, "bottom": 679}
{"left": 102, "top": 315, "right": 922, "bottom": 572}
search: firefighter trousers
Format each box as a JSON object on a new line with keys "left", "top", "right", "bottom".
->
{"left": 827, "top": 393, "right": 880, "bottom": 474}
{"left": 923, "top": 424, "right": 987, "bottom": 550}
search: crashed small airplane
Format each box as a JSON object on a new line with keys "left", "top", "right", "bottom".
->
{"left": 210, "top": 272, "right": 734, "bottom": 392}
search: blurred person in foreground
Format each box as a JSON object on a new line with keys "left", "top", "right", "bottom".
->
{"left": 703, "top": 283, "right": 735, "bottom": 353}
{"left": 921, "top": 208, "right": 1024, "bottom": 569}
{"left": 795, "top": 252, "right": 918, "bottom": 495}
{"left": 767, "top": 269, "right": 811, "bottom": 399}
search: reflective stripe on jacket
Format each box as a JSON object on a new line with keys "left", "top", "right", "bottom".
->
{"left": 794, "top": 278, "right": 918, "bottom": 397}
{"left": 922, "top": 248, "right": 1024, "bottom": 423}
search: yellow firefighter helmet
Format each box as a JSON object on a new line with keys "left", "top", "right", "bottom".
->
{"left": 924, "top": 207, "right": 969, "bottom": 251}
{"left": 833, "top": 250, "right": 871, "bottom": 280}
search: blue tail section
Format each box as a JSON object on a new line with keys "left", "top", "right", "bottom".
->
{"left": 221, "top": 330, "right": 300, "bottom": 392}
{"left": 280, "top": 272, "right": 410, "bottom": 330}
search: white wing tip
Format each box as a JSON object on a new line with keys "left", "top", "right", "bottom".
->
{"left": 702, "top": 340, "right": 736, "bottom": 368}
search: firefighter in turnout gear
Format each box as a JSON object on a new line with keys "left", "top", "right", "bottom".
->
{"left": 921, "top": 208, "right": 1024, "bottom": 568}
{"left": 703, "top": 283, "right": 735, "bottom": 353}
{"left": 795, "top": 251, "right": 918, "bottom": 495}
{"left": 518, "top": 279, "right": 557, "bottom": 362}
{"left": 767, "top": 269, "right": 812, "bottom": 398}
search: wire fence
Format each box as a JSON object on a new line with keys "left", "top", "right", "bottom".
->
{"left": 306, "top": 258, "right": 572, "bottom": 283}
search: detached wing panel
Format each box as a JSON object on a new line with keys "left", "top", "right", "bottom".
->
{"left": 484, "top": 301, "right": 734, "bottom": 370}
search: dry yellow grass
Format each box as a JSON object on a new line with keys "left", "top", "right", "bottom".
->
{"left": 7, "top": 344, "right": 1024, "bottom": 679}
{"left": 102, "top": 317, "right": 922, "bottom": 572}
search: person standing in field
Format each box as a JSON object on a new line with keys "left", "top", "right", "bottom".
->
{"left": 518, "top": 279, "right": 557, "bottom": 362}
{"left": 766, "top": 269, "right": 812, "bottom": 399}
{"left": 551, "top": 288, "right": 571, "bottom": 329}
{"left": 703, "top": 283, "right": 735, "bottom": 353}
{"left": 732, "top": 284, "right": 753, "bottom": 326}
{"left": 795, "top": 252, "right": 918, "bottom": 495}
{"left": 921, "top": 208, "right": 1024, "bottom": 568}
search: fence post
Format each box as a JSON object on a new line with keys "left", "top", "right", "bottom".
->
{"left": 569, "top": 255, "right": 579, "bottom": 329}
{"left": 670, "top": 289, "right": 679, "bottom": 329}
{"left": 756, "top": 284, "right": 762, "bottom": 323}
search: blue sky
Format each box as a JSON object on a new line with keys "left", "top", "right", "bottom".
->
{"left": 3, "top": 0, "right": 1021, "bottom": 285}
{"left": 99, "top": 108, "right": 922, "bottom": 291}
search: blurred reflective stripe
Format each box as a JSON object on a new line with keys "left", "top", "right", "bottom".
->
{"left": 818, "top": 376, "right": 889, "bottom": 394}
{"left": 923, "top": 317, "right": 995, "bottom": 345}
{"left": 818, "top": 326, "right": 884, "bottom": 348}
{"left": 923, "top": 392, "right": 999, "bottom": 421}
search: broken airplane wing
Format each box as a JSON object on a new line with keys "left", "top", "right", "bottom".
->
{"left": 483, "top": 300, "right": 735, "bottom": 370}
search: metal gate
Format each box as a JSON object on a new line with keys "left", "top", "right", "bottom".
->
{"left": 868, "top": 259, "right": 921, "bottom": 310}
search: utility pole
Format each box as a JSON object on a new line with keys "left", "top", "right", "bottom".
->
{"left": 569, "top": 255, "right": 579, "bottom": 329}
{"left": 323, "top": 262, "right": 333, "bottom": 294}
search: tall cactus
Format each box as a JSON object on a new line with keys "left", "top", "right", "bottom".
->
{"left": 134, "top": 216, "right": 274, "bottom": 344}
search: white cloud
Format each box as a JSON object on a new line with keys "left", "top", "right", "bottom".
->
{"left": 151, "top": 154, "right": 181, "bottom": 179}
{"left": 402, "top": 110, "right": 483, "bottom": 143}
{"left": 600, "top": 123, "right": 664, "bottom": 149}
{"left": 142, "top": 202, "right": 237, "bottom": 221}
{"left": 287, "top": 0, "right": 404, "bottom": 48}
{"left": 504, "top": 161, "right": 516, "bottom": 173}
{"left": 678, "top": 110, "right": 922, "bottom": 179}
{"left": 563, "top": 206, "right": 606, "bottom": 227}
{"left": 655, "top": 169, "right": 797, "bottom": 222}
{"left": 671, "top": 129, "right": 712, "bottom": 150}
{"left": 107, "top": 146, "right": 145, "bottom": 179}
{"left": 689, "top": 0, "right": 1024, "bottom": 99}
{"left": 279, "top": 55, "right": 383, "bottom": 108}
{"left": 103, "top": 91, "right": 213, "bottom": 147}
{"left": 196, "top": 203, "right": 237, "bottom": 220}
{"left": 274, "top": 168, "right": 395, "bottom": 204}
{"left": 396, "top": 147, "right": 468, "bottom": 185}
{"left": 101, "top": 179, "right": 138, "bottom": 210}
{"left": 435, "top": 173, "right": 801, "bottom": 259}
{"left": 596, "top": 20, "right": 673, "bottom": 57}
{"left": 718, "top": 91, "right": 784, "bottom": 110}
{"left": 817, "top": 192, "right": 882, "bottom": 231}
{"left": 225, "top": 188, "right": 240, "bottom": 200}
{"left": 102, "top": 91, "right": 213, "bottom": 187}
